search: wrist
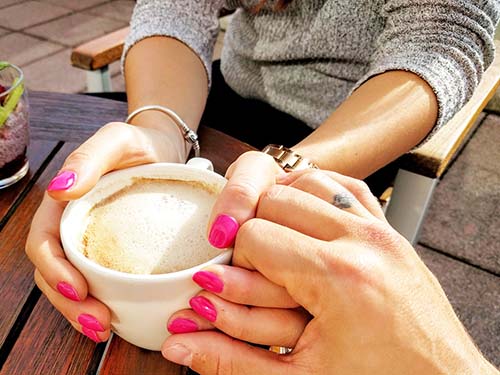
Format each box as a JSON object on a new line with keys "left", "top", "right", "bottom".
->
{"left": 127, "top": 110, "right": 190, "bottom": 161}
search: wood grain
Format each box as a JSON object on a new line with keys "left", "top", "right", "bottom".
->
{"left": 0, "top": 295, "right": 104, "bottom": 375}
{"left": 0, "top": 140, "right": 58, "bottom": 225}
{"left": 30, "top": 91, "right": 127, "bottom": 143}
{"left": 98, "top": 336, "right": 187, "bottom": 375}
{"left": 71, "top": 27, "right": 129, "bottom": 71}
{"left": 0, "top": 143, "right": 76, "bottom": 349}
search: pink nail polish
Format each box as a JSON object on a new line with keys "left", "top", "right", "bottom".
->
{"left": 47, "top": 171, "right": 76, "bottom": 191}
{"left": 208, "top": 214, "right": 239, "bottom": 249}
{"left": 56, "top": 281, "right": 80, "bottom": 302}
{"left": 167, "top": 318, "right": 199, "bottom": 334}
{"left": 78, "top": 314, "right": 104, "bottom": 332}
{"left": 189, "top": 296, "right": 217, "bottom": 322}
{"left": 82, "top": 326, "right": 101, "bottom": 343}
{"left": 193, "top": 271, "right": 223, "bottom": 293}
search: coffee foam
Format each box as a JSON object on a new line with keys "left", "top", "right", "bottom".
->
{"left": 82, "top": 178, "right": 220, "bottom": 274}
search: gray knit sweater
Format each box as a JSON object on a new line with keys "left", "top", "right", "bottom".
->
{"left": 123, "top": 0, "right": 499, "bottom": 134}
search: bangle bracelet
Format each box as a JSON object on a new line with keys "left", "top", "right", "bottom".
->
{"left": 125, "top": 105, "right": 200, "bottom": 158}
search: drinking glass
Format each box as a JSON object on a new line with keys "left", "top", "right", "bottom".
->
{"left": 0, "top": 62, "right": 29, "bottom": 189}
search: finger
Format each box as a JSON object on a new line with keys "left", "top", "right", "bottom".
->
{"left": 34, "top": 269, "right": 111, "bottom": 343}
{"left": 286, "top": 170, "right": 374, "bottom": 218}
{"left": 26, "top": 193, "right": 88, "bottom": 301}
{"left": 46, "top": 122, "right": 176, "bottom": 200}
{"left": 257, "top": 185, "right": 362, "bottom": 241}
{"left": 207, "top": 151, "right": 283, "bottom": 248}
{"left": 193, "top": 265, "right": 298, "bottom": 308}
{"left": 162, "top": 331, "right": 293, "bottom": 375}
{"left": 188, "top": 292, "right": 309, "bottom": 348}
{"left": 278, "top": 169, "right": 386, "bottom": 220}
{"left": 233, "top": 218, "right": 332, "bottom": 315}
{"left": 167, "top": 309, "right": 214, "bottom": 334}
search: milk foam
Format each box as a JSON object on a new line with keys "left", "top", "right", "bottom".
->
{"left": 82, "top": 178, "right": 220, "bottom": 274}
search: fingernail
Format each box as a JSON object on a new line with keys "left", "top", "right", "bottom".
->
{"left": 208, "top": 214, "right": 239, "bottom": 249}
{"left": 56, "top": 281, "right": 80, "bottom": 302}
{"left": 163, "top": 343, "right": 192, "bottom": 366}
{"left": 193, "top": 271, "right": 224, "bottom": 293}
{"left": 78, "top": 314, "right": 104, "bottom": 332}
{"left": 47, "top": 171, "right": 76, "bottom": 191}
{"left": 167, "top": 318, "right": 199, "bottom": 334}
{"left": 82, "top": 326, "right": 101, "bottom": 343}
{"left": 189, "top": 296, "right": 217, "bottom": 322}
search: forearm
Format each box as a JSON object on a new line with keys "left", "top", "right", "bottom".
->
{"left": 294, "top": 71, "right": 438, "bottom": 179}
{"left": 124, "top": 36, "right": 209, "bottom": 162}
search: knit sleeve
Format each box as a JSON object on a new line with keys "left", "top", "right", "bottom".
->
{"left": 352, "top": 0, "right": 499, "bottom": 140}
{"left": 121, "top": 0, "right": 226, "bottom": 85}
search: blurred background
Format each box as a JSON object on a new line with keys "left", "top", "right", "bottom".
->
{"left": 0, "top": 0, "right": 499, "bottom": 367}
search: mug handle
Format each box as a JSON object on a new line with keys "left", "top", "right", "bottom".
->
{"left": 186, "top": 157, "right": 214, "bottom": 171}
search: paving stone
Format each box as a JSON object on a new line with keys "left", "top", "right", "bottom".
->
{"left": 456, "top": 115, "right": 500, "bottom": 174}
{"left": 420, "top": 117, "right": 500, "bottom": 274}
{"left": 26, "top": 11, "right": 125, "bottom": 47}
{"left": 416, "top": 245, "right": 500, "bottom": 368}
{"left": 0, "top": 32, "right": 62, "bottom": 66}
{"left": 22, "top": 49, "right": 86, "bottom": 93}
{"left": 0, "top": 27, "right": 9, "bottom": 36}
{"left": 86, "top": 0, "right": 135, "bottom": 23}
{"left": 39, "top": 0, "right": 109, "bottom": 11}
{"left": 0, "top": 1, "right": 71, "bottom": 30}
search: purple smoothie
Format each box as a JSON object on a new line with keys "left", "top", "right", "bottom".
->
{"left": 0, "top": 98, "right": 29, "bottom": 180}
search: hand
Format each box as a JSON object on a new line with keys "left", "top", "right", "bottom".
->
{"left": 26, "top": 121, "right": 185, "bottom": 343}
{"left": 162, "top": 169, "right": 496, "bottom": 374}
{"left": 206, "top": 150, "right": 284, "bottom": 249}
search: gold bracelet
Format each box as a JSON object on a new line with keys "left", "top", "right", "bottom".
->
{"left": 126, "top": 105, "right": 200, "bottom": 157}
{"left": 262, "top": 144, "right": 318, "bottom": 171}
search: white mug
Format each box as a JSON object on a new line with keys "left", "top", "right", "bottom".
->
{"left": 60, "top": 158, "right": 232, "bottom": 350}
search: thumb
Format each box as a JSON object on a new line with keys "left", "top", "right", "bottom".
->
{"left": 207, "top": 151, "right": 283, "bottom": 249}
{"left": 162, "top": 331, "right": 292, "bottom": 375}
{"left": 46, "top": 122, "right": 175, "bottom": 200}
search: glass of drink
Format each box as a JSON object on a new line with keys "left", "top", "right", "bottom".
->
{"left": 0, "top": 62, "right": 29, "bottom": 189}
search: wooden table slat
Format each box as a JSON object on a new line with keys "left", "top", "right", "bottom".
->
{"left": 0, "top": 296, "right": 104, "bottom": 375}
{"left": 0, "top": 140, "right": 59, "bottom": 226}
{"left": 98, "top": 336, "right": 186, "bottom": 375}
{"left": 0, "top": 143, "right": 76, "bottom": 349}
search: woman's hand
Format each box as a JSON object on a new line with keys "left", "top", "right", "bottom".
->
{"left": 163, "top": 169, "right": 495, "bottom": 375}
{"left": 26, "top": 121, "right": 186, "bottom": 343}
{"left": 206, "top": 150, "right": 284, "bottom": 248}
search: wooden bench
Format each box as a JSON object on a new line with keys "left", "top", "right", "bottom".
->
{"left": 71, "top": 29, "right": 500, "bottom": 245}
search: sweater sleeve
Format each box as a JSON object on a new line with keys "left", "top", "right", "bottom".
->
{"left": 352, "top": 0, "right": 500, "bottom": 140}
{"left": 121, "top": 0, "right": 226, "bottom": 85}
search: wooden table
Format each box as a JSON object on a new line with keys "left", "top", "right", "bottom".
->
{"left": 0, "top": 91, "right": 252, "bottom": 375}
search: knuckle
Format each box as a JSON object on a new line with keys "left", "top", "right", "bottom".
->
{"left": 64, "top": 149, "right": 92, "bottom": 167}
{"left": 361, "top": 220, "right": 401, "bottom": 248}
{"left": 224, "top": 180, "right": 260, "bottom": 206}
{"left": 349, "top": 179, "right": 371, "bottom": 196}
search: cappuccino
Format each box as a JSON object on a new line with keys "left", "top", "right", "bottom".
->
{"left": 82, "top": 178, "right": 220, "bottom": 274}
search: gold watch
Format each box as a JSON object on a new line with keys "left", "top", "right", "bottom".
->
{"left": 262, "top": 144, "right": 318, "bottom": 171}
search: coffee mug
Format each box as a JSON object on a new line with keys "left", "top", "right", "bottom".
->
{"left": 60, "top": 158, "right": 232, "bottom": 350}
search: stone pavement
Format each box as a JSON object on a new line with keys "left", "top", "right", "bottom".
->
{"left": 1, "top": 0, "right": 499, "bottom": 369}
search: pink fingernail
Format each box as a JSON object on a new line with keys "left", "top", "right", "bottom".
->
{"left": 208, "top": 214, "right": 239, "bottom": 249}
{"left": 56, "top": 281, "right": 80, "bottom": 302}
{"left": 193, "top": 271, "right": 223, "bottom": 293}
{"left": 189, "top": 296, "right": 217, "bottom": 322}
{"left": 47, "top": 171, "right": 76, "bottom": 191}
{"left": 167, "top": 318, "right": 199, "bottom": 334}
{"left": 82, "top": 327, "right": 101, "bottom": 343}
{"left": 78, "top": 314, "right": 104, "bottom": 332}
